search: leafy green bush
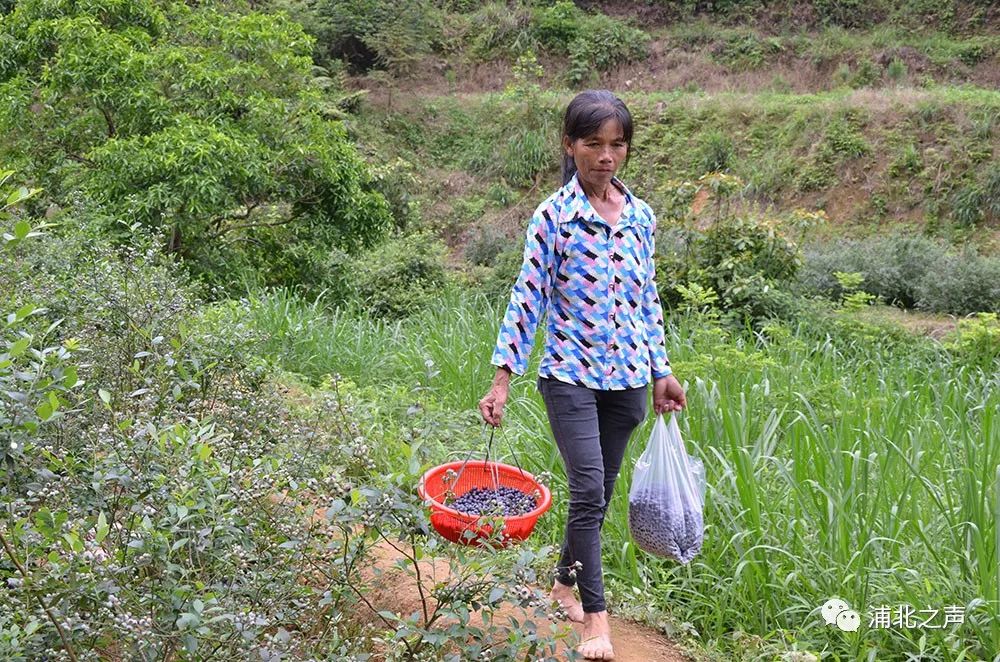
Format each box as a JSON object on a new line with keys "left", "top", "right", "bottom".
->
{"left": 353, "top": 232, "right": 451, "bottom": 320}
{"left": 462, "top": 245, "right": 525, "bottom": 306}
{"left": 913, "top": 248, "right": 1000, "bottom": 314}
{"left": 469, "top": 2, "right": 537, "bottom": 60}
{"left": 949, "top": 162, "right": 1000, "bottom": 228}
{"left": 849, "top": 59, "right": 880, "bottom": 88}
{"left": 0, "top": 0, "right": 392, "bottom": 292}
{"left": 888, "top": 143, "right": 923, "bottom": 178}
{"left": 465, "top": 225, "right": 512, "bottom": 267}
{"left": 287, "top": 0, "right": 443, "bottom": 73}
{"left": 655, "top": 177, "right": 801, "bottom": 327}
{"left": 944, "top": 312, "right": 1000, "bottom": 369}
{"left": 697, "top": 131, "right": 736, "bottom": 174}
{"left": 815, "top": 0, "right": 881, "bottom": 27}
{"left": 798, "top": 234, "right": 1000, "bottom": 314}
{"left": 532, "top": 0, "right": 582, "bottom": 55}
{"left": 432, "top": 80, "right": 560, "bottom": 187}
{"left": 566, "top": 13, "right": 649, "bottom": 85}
{"left": 1, "top": 171, "right": 575, "bottom": 658}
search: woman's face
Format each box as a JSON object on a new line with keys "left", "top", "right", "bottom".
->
{"left": 563, "top": 118, "right": 628, "bottom": 189}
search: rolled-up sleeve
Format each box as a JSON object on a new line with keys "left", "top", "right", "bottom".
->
{"left": 490, "top": 205, "right": 556, "bottom": 376}
{"left": 642, "top": 212, "right": 672, "bottom": 379}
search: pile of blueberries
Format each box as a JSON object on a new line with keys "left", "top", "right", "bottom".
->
{"left": 448, "top": 486, "right": 538, "bottom": 516}
{"left": 628, "top": 485, "right": 704, "bottom": 563}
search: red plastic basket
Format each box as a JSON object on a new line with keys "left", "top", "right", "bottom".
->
{"left": 417, "top": 459, "right": 552, "bottom": 547}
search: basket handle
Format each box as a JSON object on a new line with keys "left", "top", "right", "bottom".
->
{"left": 451, "top": 424, "right": 529, "bottom": 491}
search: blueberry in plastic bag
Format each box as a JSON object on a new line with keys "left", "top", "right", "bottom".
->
{"left": 628, "top": 412, "right": 705, "bottom": 563}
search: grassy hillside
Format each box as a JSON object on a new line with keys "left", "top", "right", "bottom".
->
{"left": 356, "top": 86, "right": 1000, "bottom": 250}
{"left": 327, "top": 0, "right": 1000, "bottom": 258}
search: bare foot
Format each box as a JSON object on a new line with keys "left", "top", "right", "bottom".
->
{"left": 549, "top": 580, "right": 585, "bottom": 623}
{"left": 577, "top": 611, "right": 615, "bottom": 660}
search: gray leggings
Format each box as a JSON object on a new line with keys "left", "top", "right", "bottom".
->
{"left": 537, "top": 375, "right": 649, "bottom": 613}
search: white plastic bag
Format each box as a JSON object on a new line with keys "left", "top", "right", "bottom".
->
{"left": 628, "top": 412, "right": 706, "bottom": 563}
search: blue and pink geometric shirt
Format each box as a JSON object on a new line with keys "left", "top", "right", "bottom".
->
{"left": 490, "top": 172, "right": 672, "bottom": 390}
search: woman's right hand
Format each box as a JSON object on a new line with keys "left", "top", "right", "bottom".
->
{"left": 479, "top": 368, "right": 511, "bottom": 427}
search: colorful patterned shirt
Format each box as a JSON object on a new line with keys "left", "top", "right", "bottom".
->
{"left": 490, "top": 172, "right": 671, "bottom": 390}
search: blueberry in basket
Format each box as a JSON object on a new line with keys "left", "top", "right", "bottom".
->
{"left": 448, "top": 486, "right": 539, "bottom": 516}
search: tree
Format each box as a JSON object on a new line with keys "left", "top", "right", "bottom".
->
{"left": 0, "top": 0, "right": 392, "bottom": 288}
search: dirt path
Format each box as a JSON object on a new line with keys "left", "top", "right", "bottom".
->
{"left": 363, "top": 539, "right": 690, "bottom": 662}
{"left": 273, "top": 487, "right": 690, "bottom": 660}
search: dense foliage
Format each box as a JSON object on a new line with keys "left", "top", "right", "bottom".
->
{"left": 2, "top": 0, "right": 998, "bottom": 658}
{"left": 0, "top": 0, "right": 393, "bottom": 291}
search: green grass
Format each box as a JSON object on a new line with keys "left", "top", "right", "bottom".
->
{"left": 245, "top": 288, "right": 999, "bottom": 660}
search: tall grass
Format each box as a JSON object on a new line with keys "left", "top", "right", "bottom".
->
{"left": 247, "top": 288, "right": 999, "bottom": 660}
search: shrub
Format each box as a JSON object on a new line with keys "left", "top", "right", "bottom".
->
{"left": 886, "top": 57, "right": 907, "bottom": 82}
{"left": 465, "top": 225, "right": 512, "bottom": 267}
{"left": 473, "top": 245, "right": 526, "bottom": 304}
{"left": 285, "top": 0, "right": 443, "bottom": 72}
{"left": 798, "top": 235, "right": 1000, "bottom": 315}
{"left": 815, "top": 0, "right": 879, "bottom": 27}
{"left": 469, "top": 2, "right": 537, "bottom": 60}
{"left": 849, "top": 59, "right": 880, "bottom": 88}
{"left": 0, "top": 0, "right": 393, "bottom": 292}
{"left": 913, "top": 248, "right": 1000, "bottom": 315}
{"left": 655, "top": 176, "right": 802, "bottom": 328}
{"left": 944, "top": 313, "right": 1000, "bottom": 369}
{"left": 888, "top": 143, "right": 923, "bottom": 178}
{"left": 353, "top": 232, "right": 451, "bottom": 320}
{"left": 949, "top": 163, "right": 1000, "bottom": 228}
{"left": 565, "top": 13, "right": 649, "bottom": 85}
{"left": 697, "top": 131, "right": 736, "bottom": 174}
{"left": 533, "top": 0, "right": 582, "bottom": 55}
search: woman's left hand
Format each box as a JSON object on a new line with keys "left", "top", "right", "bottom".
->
{"left": 652, "top": 374, "right": 686, "bottom": 415}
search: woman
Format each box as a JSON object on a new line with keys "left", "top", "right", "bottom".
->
{"left": 478, "top": 89, "right": 687, "bottom": 660}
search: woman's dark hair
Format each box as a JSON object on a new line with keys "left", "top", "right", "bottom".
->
{"left": 561, "top": 89, "right": 634, "bottom": 185}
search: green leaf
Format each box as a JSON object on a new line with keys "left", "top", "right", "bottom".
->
{"left": 14, "top": 304, "right": 36, "bottom": 321}
{"left": 96, "top": 512, "right": 109, "bottom": 544}
{"left": 62, "top": 366, "right": 79, "bottom": 388}
{"left": 98, "top": 389, "right": 112, "bottom": 405}
{"left": 13, "top": 220, "right": 30, "bottom": 240}
{"left": 171, "top": 538, "right": 189, "bottom": 551}
{"left": 35, "top": 508, "right": 56, "bottom": 538}
{"left": 196, "top": 443, "right": 212, "bottom": 462}
{"left": 36, "top": 400, "right": 54, "bottom": 422}
{"left": 63, "top": 532, "right": 84, "bottom": 553}
{"left": 9, "top": 338, "right": 30, "bottom": 358}
{"left": 488, "top": 587, "right": 505, "bottom": 604}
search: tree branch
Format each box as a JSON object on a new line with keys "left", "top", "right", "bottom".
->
{"left": 0, "top": 530, "right": 79, "bottom": 662}
{"left": 211, "top": 201, "right": 261, "bottom": 232}
{"left": 205, "top": 215, "right": 296, "bottom": 241}
{"left": 99, "top": 105, "right": 116, "bottom": 138}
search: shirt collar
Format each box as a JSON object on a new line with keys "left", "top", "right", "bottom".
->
{"left": 561, "top": 171, "right": 647, "bottom": 229}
